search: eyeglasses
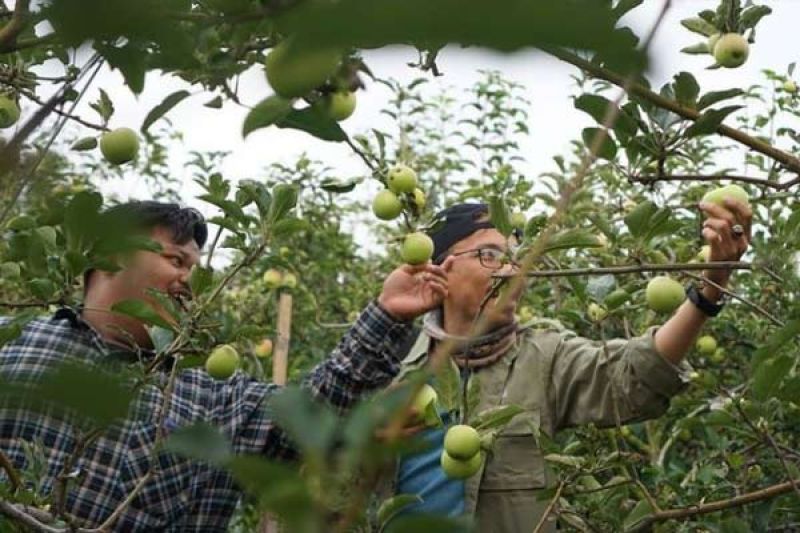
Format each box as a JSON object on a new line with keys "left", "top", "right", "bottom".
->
{"left": 447, "top": 248, "right": 520, "bottom": 270}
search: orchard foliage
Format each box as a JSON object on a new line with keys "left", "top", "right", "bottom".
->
{"left": 1, "top": 0, "right": 800, "bottom": 531}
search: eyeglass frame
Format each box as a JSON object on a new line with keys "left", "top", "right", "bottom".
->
{"left": 435, "top": 247, "right": 520, "bottom": 270}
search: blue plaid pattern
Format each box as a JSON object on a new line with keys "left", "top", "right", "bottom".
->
{"left": 0, "top": 301, "right": 411, "bottom": 531}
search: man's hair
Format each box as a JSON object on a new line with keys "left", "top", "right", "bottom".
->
{"left": 104, "top": 201, "right": 208, "bottom": 249}
{"left": 83, "top": 201, "right": 208, "bottom": 289}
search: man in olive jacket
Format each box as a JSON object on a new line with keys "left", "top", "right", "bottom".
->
{"left": 387, "top": 199, "right": 752, "bottom": 532}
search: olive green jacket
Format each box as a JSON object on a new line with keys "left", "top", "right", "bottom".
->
{"left": 391, "top": 322, "right": 691, "bottom": 533}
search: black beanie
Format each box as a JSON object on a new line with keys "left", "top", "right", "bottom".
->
{"left": 428, "top": 203, "right": 497, "bottom": 263}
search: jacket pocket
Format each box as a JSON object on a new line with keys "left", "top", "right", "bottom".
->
{"left": 480, "top": 434, "right": 546, "bottom": 490}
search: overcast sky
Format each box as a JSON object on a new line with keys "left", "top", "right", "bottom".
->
{"left": 26, "top": 1, "right": 800, "bottom": 249}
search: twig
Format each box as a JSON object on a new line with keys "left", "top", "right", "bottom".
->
{"left": 0, "top": 0, "right": 29, "bottom": 52}
{"left": 0, "top": 501, "right": 63, "bottom": 533}
{"left": 532, "top": 480, "right": 566, "bottom": 533}
{"left": 682, "top": 271, "right": 784, "bottom": 327}
{"left": 18, "top": 88, "right": 107, "bottom": 131}
{"left": 630, "top": 173, "right": 797, "bottom": 190}
{"left": 543, "top": 47, "right": 800, "bottom": 176}
{"left": 627, "top": 479, "right": 800, "bottom": 532}
{"left": 510, "top": 261, "right": 753, "bottom": 278}
{"left": 0, "top": 300, "right": 61, "bottom": 308}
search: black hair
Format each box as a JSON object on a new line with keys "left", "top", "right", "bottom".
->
{"left": 103, "top": 201, "right": 208, "bottom": 248}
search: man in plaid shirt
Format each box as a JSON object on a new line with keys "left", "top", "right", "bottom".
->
{"left": 0, "top": 202, "right": 450, "bottom": 531}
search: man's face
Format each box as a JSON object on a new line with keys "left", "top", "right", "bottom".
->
{"left": 96, "top": 226, "right": 201, "bottom": 339}
{"left": 442, "top": 227, "right": 524, "bottom": 330}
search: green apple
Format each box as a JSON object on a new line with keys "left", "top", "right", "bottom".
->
{"left": 707, "top": 33, "right": 721, "bottom": 54}
{"left": 443, "top": 425, "right": 481, "bottom": 460}
{"left": 0, "top": 95, "right": 20, "bottom": 128}
{"left": 281, "top": 272, "right": 297, "bottom": 289}
{"left": 510, "top": 212, "right": 526, "bottom": 229}
{"left": 713, "top": 33, "right": 749, "bottom": 68}
{"left": 265, "top": 39, "right": 341, "bottom": 98}
{"left": 387, "top": 165, "right": 418, "bottom": 194}
{"left": 587, "top": 302, "right": 608, "bottom": 322}
{"left": 372, "top": 190, "right": 403, "bottom": 220}
{"left": 645, "top": 276, "right": 685, "bottom": 313}
{"left": 412, "top": 188, "right": 426, "bottom": 210}
{"left": 604, "top": 288, "right": 630, "bottom": 310}
{"left": 206, "top": 344, "right": 240, "bottom": 379}
{"left": 784, "top": 80, "right": 798, "bottom": 94}
{"left": 0, "top": 262, "right": 21, "bottom": 278}
{"left": 440, "top": 450, "right": 482, "bottom": 479}
{"left": 6, "top": 214, "right": 36, "bottom": 231}
{"left": 315, "top": 91, "right": 356, "bottom": 121}
{"left": 695, "top": 245, "right": 711, "bottom": 263}
{"left": 401, "top": 232, "right": 434, "bottom": 265}
{"left": 412, "top": 383, "right": 438, "bottom": 425}
{"left": 254, "top": 338, "right": 273, "bottom": 358}
{"left": 263, "top": 268, "right": 283, "bottom": 289}
{"left": 695, "top": 334, "right": 717, "bottom": 355}
{"left": 702, "top": 184, "right": 749, "bottom": 208}
{"left": 100, "top": 127, "right": 139, "bottom": 165}
{"left": 710, "top": 347, "right": 725, "bottom": 363}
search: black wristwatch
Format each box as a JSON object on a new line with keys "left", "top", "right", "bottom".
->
{"left": 685, "top": 283, "right": 725, "bottom": 317}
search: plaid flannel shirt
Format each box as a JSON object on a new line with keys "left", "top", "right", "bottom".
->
{"left": 0, "top": 301, "right": 412, "bottom": 531}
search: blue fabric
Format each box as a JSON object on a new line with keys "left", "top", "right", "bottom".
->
{"left": 395, "top": 415, "right": 465, "bottom": 518}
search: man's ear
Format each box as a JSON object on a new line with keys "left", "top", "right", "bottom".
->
{"left": 439, "top": 255, "right": 455, "bottom": 273}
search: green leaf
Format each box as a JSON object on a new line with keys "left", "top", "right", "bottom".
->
{"left": 148, "top": 326, "right": 175, "bottom": 353}
{"left": 623, "top": 499, "right": 653, "bottom": 529}
{"left": 111, "top": 298, "right": 176, "bottom": 331}
{"left": 63, "top": 191, "right": 103, "bottom": 249}
{"left": 752, "top": 319, "right": 800, "bottom": 369}
{"left": 673, "top": 72, "right": 700, "bottom": 108}
{"left": 98, "top": 42, "right": 147, "bottom": 94}
{"left": 542, "top": 229, "right": 601, "bottom": 253}
{"left": 574, "top": 94, "right": 615, "bottom": 125}
{"left": 71, "top": 136, "right": 98, "bottom": 151}
{"left": 267, "top": 184, "right": 299, "bottom": 225}
{"left": 189, "top": 265, "right": 214, "bottom": 298}
{"left": 272, "top": 217, "right": 309, "bottom": 238}
{"left": 320, "top": 177, "right": 362, "bottom": 193}
{"left": 624, "top": 200, "right": 657, "bottom": 238}
{"left": 435, "top": 361, "right": 461, "bottom": 412}
{"left": 384, "top": 514, "right": 474, "bottom": 533}
{"left": 719, "top": 517, "right": 751, "bottom": 533}
{"left": 90, "top": 88, "right": 115, "bottom": 123}
{"left": 680, "top": 16, "right": 718, "bottom": 36}
{"left": 228, "top": 455, "right": 313, "bottom": 520}
{"left": 276, "top": 106, "right": 347, "bottom": 142}
{"left": 739, "top": 5, "right": 772, "bottom": 32}
{"left": 681, "top": 42, "right": 711, "bottom": 55}
{"left": 697, "top": 88, "right": 744, "bottom": 110}
{"left": 488, "top": 195, "right": 513, "bottom": 238}
{"left": 581, "top": 127, "right": 617, "bottom": 160}
{"left": 164, "top": 422, "right": 233, "bottom": 465}
{"left": 242, "top": 96, "right": 294, "bottom": 138}
{"left": 376, "top": 494, "right": 423, "bottom": 526}
{"left": 752, "top": 354, "right": 794, "bottom": 401}
{"left": 27, "top": 278, "right": 56, "bottom": 300}
{"left": 141, "top": 90, "right": 190, "bottom": 133}
{"left": 204, "top": 96, "right": 223, "bottom": 109}
{"left": 267, "top": 386, "right": 338, "bottom": 458}
{"left": 471, "top": 404, "right": 524, "bottom": 432}
{"left": 685, "top": 106, "right": 743, "bottom": 138}
{"left": 543, "top": 453, "right": 584, "bottom": 468}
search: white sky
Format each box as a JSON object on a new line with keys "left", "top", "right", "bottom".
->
{"left": 21, "top": 1, "right": 800, "bottom": 254}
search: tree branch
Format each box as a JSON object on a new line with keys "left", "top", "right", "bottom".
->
{"left": 630, "top": 173, "right": 799, "bottom": 190}
{"left": 0, "top": 449, "right": 21, "bottom": 491}
{"left": 0, "top": 0, "right": 29, "bottom": 52}
{"left": 0, "top": 501, "right": 62, "bottom": 533}
{"left": 510, "top": 261, "right": 753, "bottom": 278}
{"left": 544, "top": 46, "right": 800, "bottom": 176}
{"left": 627, "top": 479, "right": 800, "bottom": 532}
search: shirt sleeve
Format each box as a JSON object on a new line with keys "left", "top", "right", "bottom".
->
{"left": 547, "top": 327, "right": 692, "bottom": 431}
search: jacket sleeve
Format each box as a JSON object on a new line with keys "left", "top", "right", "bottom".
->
{"left": 546, "top": 327, "right": 691, "bottom": 431}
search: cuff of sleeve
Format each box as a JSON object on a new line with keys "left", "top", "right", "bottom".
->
{"left": 628, "top": 326, "right": 693, "bottom": 398}
{"left": 353, "top": 300, "right": 415, "bottom": 360}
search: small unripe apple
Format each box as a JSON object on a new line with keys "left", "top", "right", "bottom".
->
{"left": 372, "top": 190, "right": 403, "bottom": 220}
{"left": 401, "top": 232, "right": 434, "bottom": 265}
{"left": 702, "top": 184, "right": 750, "bottom": 208}
{"left": 100, "top": 127, "right": 139, "bottom": 165}
{"left": 713, "top": 33, "right": 749, "bottom": 68}
{"left": 510, "top": 212, "right": 526, "bottom": 229}
{"left": 263, "top": 269, "right": 283, "bottom": 289}
{"left": 387, "top": 165, "right": 418, "bottom": 194}
{"left": 254, "top": 338, "right": 273, "bottom": 358}
{"left": 206, "top": 344, "right": 240, "bottom": 379}
{"left": 710, "top": 347, "right": 725, "bottom": 363}
{"left": 412, "top": 188, "right": 426, "bottom": 210}
{"left": 265, "top": 40, "right": 341, "bottom": 98}
{"left": 517, "top": 306, "right": 534, "bottom": 323}
{"left": 440, "top": 450, "right": 482, "bottom": 479}
{"left": 645, "top": 276, "right": 684, "bottom": 313}
{"left": 443, "top": 425, "right": 481, "bottom": 460}
{"left": 695, "top": 245, "right": 711, "bottom": 263}
{"left": 281, "top": 272, "right": 297, "bottom": 289}
{"left": 315, "top": 91, "right": 356, "bottom": 121}
{"left": 784, "top": 80, "right": 798, "bottom": 94}
{"left": 587, "top": 302, "right": 608, "bottom": 322}
{"left": 695, "top": 335, "right": 717, "bottom": 355}
{"left": 0, "top": 95, "right": 20, "bottom": 128}
{"left": 412, "top": 383, "right": 438, "bottom": 426}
